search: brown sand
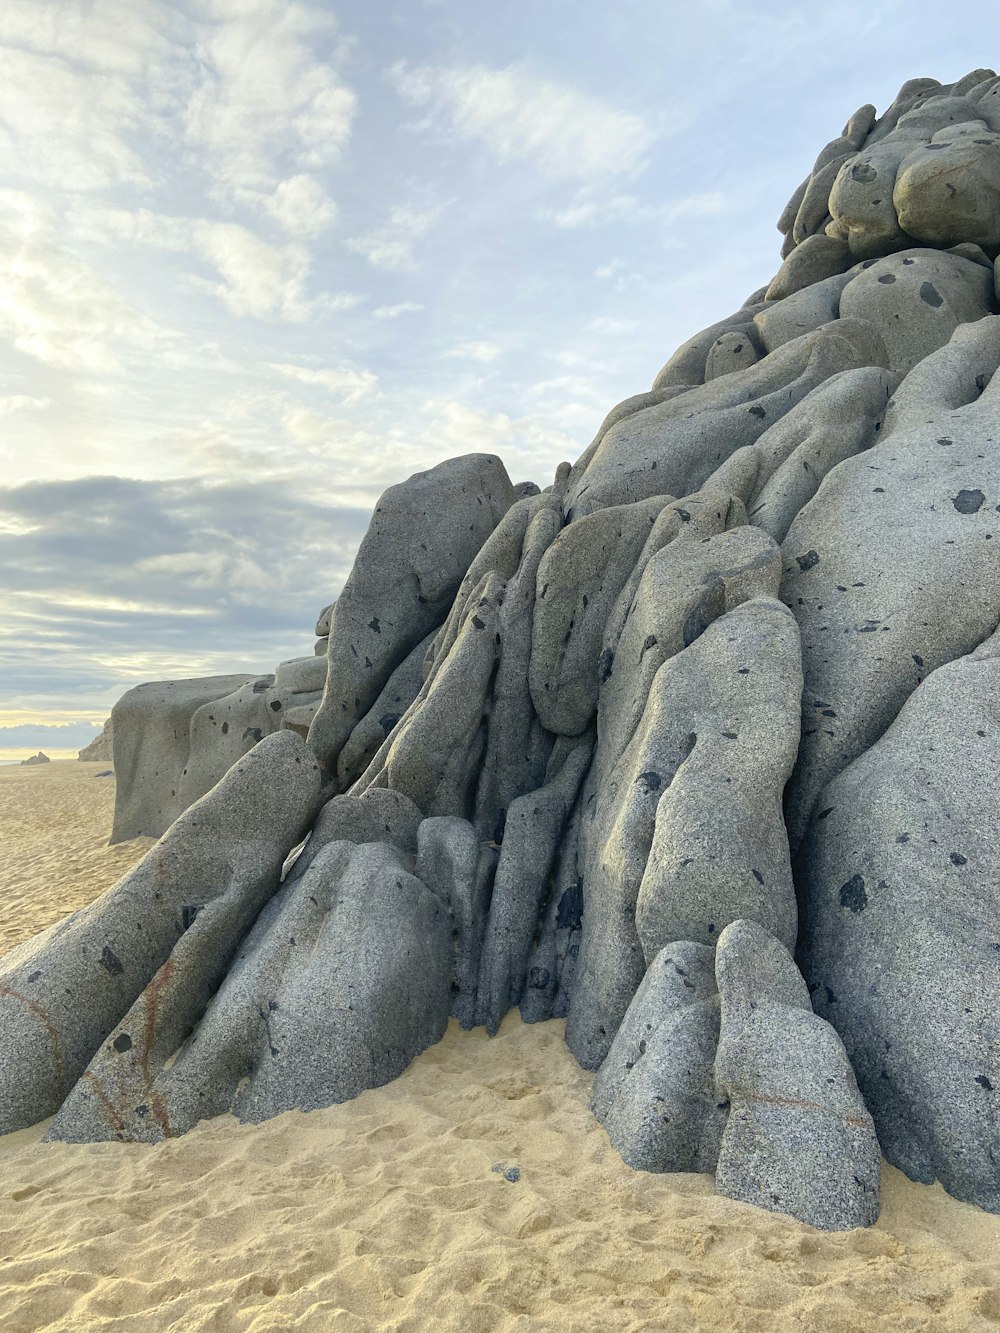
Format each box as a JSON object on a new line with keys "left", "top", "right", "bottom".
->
{"left": 1, "top": 762, "right": 999, "bottom": 1331}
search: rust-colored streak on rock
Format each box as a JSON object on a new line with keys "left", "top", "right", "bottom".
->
{"left": 80, "top": 1070, "right": 128, "bottom": 1138}
{"left": 0, "top": 984, "right": 65, "bottom": 1110}
{"left": 139, "top": 957, "right": 176, "bottom": 1139}
{"left": 740, "top": 1088, "right": 870, "bottom": 1129}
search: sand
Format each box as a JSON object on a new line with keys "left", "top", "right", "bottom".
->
{"left": 0, "top": 763, "right": 999, "bottom": 1331}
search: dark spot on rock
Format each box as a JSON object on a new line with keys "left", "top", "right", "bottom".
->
{"left": 379, "top": 712, "right": 401, "bottom": 735}
{"left": 598, "top": 647, "right": 614, "bottom": 683}
{"left": 527, "top": 966, "right": 550, "bottom": 989}
{"left": 937, "top": 438, "right": 952, "bottom": 447}
{"left": 796, "top": 550, "right": 820, "bottom": 571}
{"left": 737, "top": 667, "right": 749, "bottom": 674}
{"left": 181, "top": 904, "right": 203, "bottom": 931}
{"left": 751, "top": 868, "right": 764, "bottom": 885}
{"left": 637, "top": 771, "right": 662, "bottom": 793}
{"left": 722, "top": 731, "right": 738, "bottom": 740}
{"left": 504, "top": 1167, "right": 521, "bottom": 1183}
{"left": 896, "top": 833, "right": 910, "bottom": 844}
{"left": 368, "top": 617, "right": 381, "bottom": 634}
{"left": 912, "top": 654, "right": 924, "bottom": 668}
{"left": 683, "top": 578, "right": 726, "bottom": 646}
{"left": 919, "top": 281, "right": 943, "bottom": 308}
{"left": 839, "top": 874, "right": 867, "bottom": 913}
{"left": 748, "top": 404, "right": 766, "bottom": 419}
{"left": 252, "top": 678, "right": 272, "bottom": 693}
{"left": 950, "top": 851, "right": 968, "bottom": 866}
{"left": 221, "top": 722, "right": 229, "bottom": 735}
{"left": 953, "top": 489, "right": 985, "bottom": 514}
{"left": 852, "top": 162, "right": 876, "bottom": 183}
{"left": 640, "top": 634, "right": 657, "bottom": 657}
{"left": 242, "top": 726, "right": 263, "bottom": 744}
{"left": 270, "top": 700, "right": 282, "bottom": 711}
{"left": 677, "top": 508, "right": 691, "bottom": 522}
{"left": 901, "top": 258, "right": 914, "bottom": 266}
{"left": 707, "top": 922, "right": 716, "bottom": 935}
{"left": 135, "top": 1104, "right": 149, "bottom": 1116}
{"left": 471, "top": 615, "right": 485, "bottom": 629}
{"left": 817, "top": 807, "right": 834, "bottom": 821}
{"left": 977, "top": 1076, "right": 994, "bottom": 1091}
{"left": 825, "top": 986, "right": 838, "bottom": 1005}
{"left": 99, "top": 946, "right": 124, "bottom": 976}
{"left": 27, "top": 970, "right": 41, "bottom": 983}
{"left": 556, "top": 882, "right": 583, "bottom": 931}
{"left": 877, "top": 274, "right": 896, "bottom": 285}
{"left": 821, "top": 709, "right": 837, "bottom": 718}
{"left": 112, "top": 1033, "right": 132, "bottom": 1053}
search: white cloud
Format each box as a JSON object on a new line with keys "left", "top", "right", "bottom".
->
{"left": 549, "top": 187, "right": 726, "bottom": 230}
{"left": 183, "top": 1, "right": 356, "bottom": 198}
{"left": 347, "top": 203, "right": 445, "bottom": 271}
{"left": 390, "top": 60, "right": 654, "bottom": 180}
{"left": 0, "top": 395, "right": 51, "bottom": 418}
{"left": 0, "top": 190, "right": 165, "bottom": 371}
{"left": 73, "top": 203, "right": 323, "bottom": 321}
{"left": 373, "top": 302, "right": 424, "bottom": 319}
{"left": 269, "top": 362, "right": 378, "bottom": 404}
{"left": 257, "top": 174, "right": 337, "bottom": 238}
{"left": 446, "top": 341, "right": 501, "bottom": 364}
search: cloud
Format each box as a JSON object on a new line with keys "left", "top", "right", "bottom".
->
{"left": 390, "top": 60, "right": 654, "bottom": 180}
{"left": 0, "top": 473, "right": 371, "bottom": 715}
{"left": 258, "top": 173, "right": 338, "bottom": 238}
{"left": 0, "top": 191, "right": 166, "bottom": 371}
{"left": 446, "top": 341, "right": 501, "bottom": 364}
{"left": 73, "top": 203, "right": 327, "bottom": 321}
{"left": 548, "top": 187, "right": 726, "bottom": 230}
{"left": 373, "top": 302, "right": 423, "bottom": 319}
{"left": 0, "top": 394, "right": 51, "bottom": 418}
{"left": 182, "top": 1, "right": 356, "bottom": 200}
{"left": 0, "top": 2, "right": 356, "bottom": 235}
{"left": 269, "top": 361, "right": 379, "bottom": 404}
{"left": 347, "top": 203, "right": 445, "bottom": 271}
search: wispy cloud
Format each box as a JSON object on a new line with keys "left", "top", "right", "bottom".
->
{"left": 390, "top": 60, "right": 654, "bottom": 180}
{"left": 269, "top": 361, "right": 379, "bottom": 404}
{"left": 373, "top": 301, "right": 423, "bottom": 319}
{"left": 446, "top": 341, "right": 501, "bottom": 364}
{"left": 347, "top": 203, "right": 446, "bottom": 271}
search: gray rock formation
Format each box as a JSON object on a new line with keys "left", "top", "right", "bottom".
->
{"left": 19, "top": 752, "right": 50, "bottom": 766}
{"left": 78, "top": 719, "right": 113, "bottom": 762}
{"left": 591, "top": 921, "right": 879, "bottom": 1230}
{"left": 9, "top": 67, "right": 1000, "bottom": 1233}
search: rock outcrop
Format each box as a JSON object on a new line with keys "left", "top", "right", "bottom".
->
{"left": 78, "top": 719, "right": 113, "bottom": 762}
{"left": 7, "top": 69, "right": 1000, "bottom": 1234}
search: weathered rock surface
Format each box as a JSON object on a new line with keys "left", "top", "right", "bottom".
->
{"left": 308, "top": 454, "right": 517, "bottom": 783}
{"left": 78, "top": 719, "right": 113, "bottom": 762}
{"left": 2, "top": 732, "right": 322, "bottom": 1137}
{"left": 15, "top": 66, "right": 1000, "bottom": 1234}
{"left": 799, "top": 631, "right": 1000, "bottom": 1212}
{"left": 713, "top": 920, "right": 880, "bottom": 1231}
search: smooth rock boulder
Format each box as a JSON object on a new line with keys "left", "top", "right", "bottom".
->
{"left": 714, "top": 921, "right": 881, "bottom": 1231}
{"left": 782, "top": 316, "right": 1000, "bottom": 847}
{"left": 309, "top": 455, "right": 517, "bottom": 782}
{"left": 566, "top": 321, "right": 887, "bottom": 516}
{"left": 839, "top": 248, "right": 997, "bottom": 373}
{"left": 1, "top": 731, "right": 322, "bottom": 1137}
{"left": 567, "top": 596, "right": 802, "bottom": 1070}
{"left": 110, "top": 674, "right": 255, "bottom": 842}
{"left": 799, "top": 631, "right": 1000, "bottom": 1212}
{"left": 49, "top": 837, "right": 450, "bottom": 1140}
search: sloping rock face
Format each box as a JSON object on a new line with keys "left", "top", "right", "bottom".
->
{"left": 8, "top": 69, "right": 1000, "bottom": 1232}
{"left": 78, "top": 719, "right": 113, "bottom": 762}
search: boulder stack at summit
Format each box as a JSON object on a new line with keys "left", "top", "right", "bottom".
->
{"left": 4, "top": 68, "right": 1000, "bottom": 1232}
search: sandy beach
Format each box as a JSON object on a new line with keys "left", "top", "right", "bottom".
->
{"left": 0, "top": 762, "right": 998, "bottom": 1332}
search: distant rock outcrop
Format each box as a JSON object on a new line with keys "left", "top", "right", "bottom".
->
{"left": 78, "top": 719, "right": 113, "bottom": 763}
{"left": 19, "top": 752, "right": 50, "bottom": 766}
{"left": 6, "top": 69, "right": 1000, "bottom": 1232}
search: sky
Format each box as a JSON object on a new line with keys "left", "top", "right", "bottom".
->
{"left": 0, "top": 0, "right": 996, "bottom": 758}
